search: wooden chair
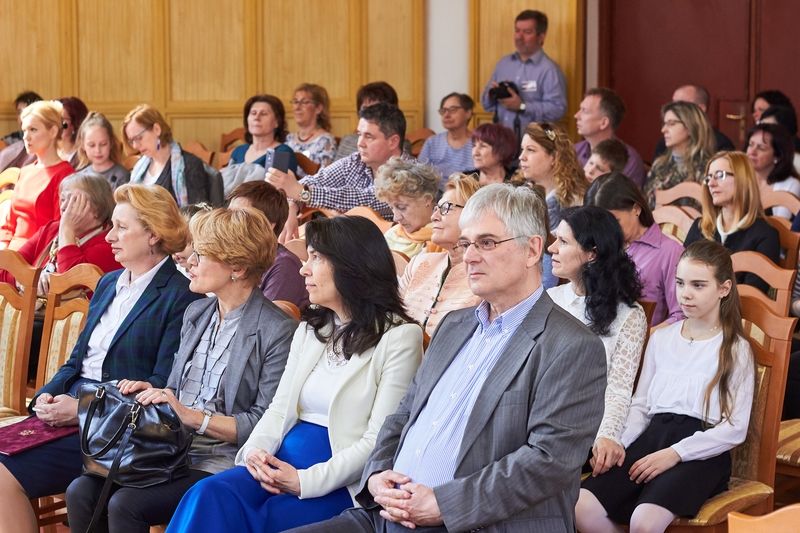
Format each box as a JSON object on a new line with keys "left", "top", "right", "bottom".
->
{"left": 212, "top": 149, "right": 232, "bottom": 170}
{"left": 183, "top": 140, "right": 214, "bottom": 165}
{"left": 283, "top": 238, "right": 308, "bottom": 262}
{"left": 0, "top": 250, "right": 40, "bottom": 418}
{"left": 666, "top": 295, "right": 796, "bottom": 531}
{"left": 391, "top": 250, "right": 409, "bottom": 276}
{"left": 765, "top": 216, "right": 800, "bottom": 270}
{"left": 0, "top": 166, "right": 21, "bottom": 192}
{"left": 728, "top": 503, "right": 800, "bottom": 532}
{"left": 297, "top": 206, "right": 340, "bottom": 227}
{"left": 220, "top": 127, "right": 245, "bottom": 152}
{"left": 295, "top": 152, "right": 321, "bottom": 176}
{"left": 761, "top": 189, "right": 800, "bottom": 219}
{"left": 653, "top": 205, "right": 697, "bottom": 243}
{"left": 654, "top": 182, "right": 704, "bottom": 218}
{"left": 776, "top": 418, "right": 800, "bottom": 502}
{"left": 273, "top": 300, "right": 301, "bottom": 320}
{"left": 731, "top": 251, "right": 795, "bottom": 316}
{"left": 345, "top": 206, "right": 393, "bottom": 234}
{"left": 407, "top": 127, "right": 435, "bottom": 158}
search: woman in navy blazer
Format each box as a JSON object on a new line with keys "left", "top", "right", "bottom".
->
{"left": 0, "top": 184, "right": 203, "bottom": 533}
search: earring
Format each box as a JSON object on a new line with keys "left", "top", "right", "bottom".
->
{"left": 230, "top": 275, "right": 237, "bottom": 282}
{"left": 156, "top": 138, "right": 161, "bottom": 151}
{"left": 774, "top": 159, "right": 779, "bottom": 164}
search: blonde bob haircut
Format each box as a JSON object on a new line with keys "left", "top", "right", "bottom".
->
{"left": 375, "top": 157, "right": 439, "bottom": 203}
{"left": 20, "top": 100, "right": 64, "bottom": 141}
{"left": 445, "top": 172, "right": 482, "bottom": 204}
{"left": 524, "top": 122, "right": 587, "bottom": 208}
{"left": 698, "top": 151, "right": 765, "bottom": 240}
{"left": 190, "top": 207, "right": 276, "bottom": 283}
{"left": 121, "top": 104, "right": 173, "bottom": 150}
{"left": 113, "top": 184, "right": 188, "bottom": 255}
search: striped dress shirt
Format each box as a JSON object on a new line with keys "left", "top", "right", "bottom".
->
{"left": 393, "top": 287, "right": 543, "bottom": 487}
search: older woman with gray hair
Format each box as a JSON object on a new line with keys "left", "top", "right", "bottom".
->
{"left": 66, "top": 207, "right": 296, "bottom": 532}
{"left": 0, "top": 172, "right": 121, "bottom": 293}
{"left": 374, "top": 157, "right": 441, "bottom": 258}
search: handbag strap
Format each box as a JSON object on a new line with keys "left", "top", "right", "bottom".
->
{"left": 80, "top": 387, "right": 134, "bottom": 459}
{"left": 84, "top": 405, "right": 140, "bottom": 533}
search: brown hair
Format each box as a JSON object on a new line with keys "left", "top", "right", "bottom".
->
{"left": 242, "top": 94, "right": 288, "bottom": 143}
{"left": 121, "top": 104, "right": 173, "bottom": 150}
{"left": 76, "top": 111, "right": 124, "bottom": 169}
{"left": 698, "top": 151, "right": 764, "bottom": 240}
{"left": 525, "top": 122, "right": 588, "bottom": 207}
{"left": 113, "top": 184, "right": 188, "bottom": 255}
{"left": 226, "top": 181, "right": 289, "bottom": 235}
{"left": 653, "top": 100, "right": 715, "bottom": 173}
{"left": 592, "top": 138, "right": 629, "bottom": 173}
{"left": 294, "top": 83, "right": 332, "bottom": 132}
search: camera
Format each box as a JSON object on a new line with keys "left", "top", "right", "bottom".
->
{"left": 488, "top": 81, "right": 519, "bottom": 101}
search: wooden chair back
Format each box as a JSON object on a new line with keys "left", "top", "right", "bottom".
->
{"left": 35, "top": 264, "right": 104, "bottom": 389}
{"left": 183, "top": 140, "right": 214, "bottom": 165}
{"left": 655, "top": 181, "right": 704, "bottom": 214}
{"left": 760, "top": 189, "right": 800, "bottom": 219}
{"left": 653, "top": 205, "right": 697, "bottom": 243}
{"left": 391, "top": 250, "right": 409, "bottom": 276}
{"left": 765, "top": 216, "right": 800, "bottom": 270}
{"left": 731, "top": 251, "right": 795, "bottom": 316}
{"left": 220, "top": 127, "right": 245, "bottom": 152}
{"left": 0, "top": 167, "right": 20, "bottom": 192}
{"left": 728, "top": 503, "right": 800, "bottom": 532}
{"left": 283, "top": 238, "right": 308, "bottom": 262}
{"left": 345, "top": 206, "right": 393, "bottom": 234}
{"left": 295, "top": 152, "right": 321, "bottom": 176}
{"left": 407, "top": 127, "right": 435, "bottom": 157}
{"left": 632, "top": 300, "right": 656, "bottom": 390}
{"left": 0, "top": 250, "right": 40, "bottom": 416}
{"left": 212, "top": 149, "right": 232, "bottom": 170}
{"left": 273, "top": 300, "right": 301, "bottom": 321}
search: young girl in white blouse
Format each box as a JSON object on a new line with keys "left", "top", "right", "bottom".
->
{"left": 547, "top": 206, "right": 647, "bottom": 476}
{"left": 575, "top": 239, "right": 755, "bottom": 533}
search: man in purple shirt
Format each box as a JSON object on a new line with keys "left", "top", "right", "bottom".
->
{"left": 573, "top": 87, "right": 647, "bottom": 188}
{"left": 480, "top": 10, "right": 567, "bottom": 141}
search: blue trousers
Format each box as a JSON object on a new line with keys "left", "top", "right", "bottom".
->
{"left": 166, "top": 422, "right": 353, "bottom": 533}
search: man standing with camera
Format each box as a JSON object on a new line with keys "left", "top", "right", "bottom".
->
{"left": 480, "top": 10, "right": 567, "bottom": 141}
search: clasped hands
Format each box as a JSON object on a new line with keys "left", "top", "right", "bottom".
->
{"left": 245, "top": 448, "right": 301, "bottom": 496}
{"left": 368, "top": 470, "right": 443, "bottom": 529}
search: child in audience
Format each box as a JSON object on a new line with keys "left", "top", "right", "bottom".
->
{"left": 75, "top": 111, "right": 130, "bottom": 190}
{"left": 575, "top": 240, "right": 755, "bottom": 533}
{"left": 584, "top": 138, "right": 630, "bottom": 183}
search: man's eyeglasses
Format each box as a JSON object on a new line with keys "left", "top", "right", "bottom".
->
{"left": 438, "top": 106, "right": 464, "bottom": 116}
{"left": 434, "top": 201, "right": 464, "bottom": 215}
{"left": 703, "top": 170, "right": 734, "bottom": 185}
{"left": 455, "top": 236, "right": 525, "bottom": 251}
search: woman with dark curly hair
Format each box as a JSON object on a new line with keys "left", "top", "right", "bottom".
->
{"left": 547, "top": 205, "right": 647, "bottom": 477}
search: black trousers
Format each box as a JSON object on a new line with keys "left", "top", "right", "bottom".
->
{"left": 65, "top": 469, "right": 211, "bottom": 533}
{"left": 285, "top": 507, "right": 448, "bottom": 533}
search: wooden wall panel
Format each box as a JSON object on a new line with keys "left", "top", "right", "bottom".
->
{"left": 470, "top": 0, "right": 585, "bottom": 138}
{"left": 170, "top": 116, "right": 245, "bottom": 152}
{"left": 76, "top": 0, "right": 158, "bottom": 105}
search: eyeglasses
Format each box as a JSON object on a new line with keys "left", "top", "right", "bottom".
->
{"left": 662, "top": 119, "right": 684, "bottom": 128}
{"left": 128, "top": 127, "right": 150, "bottom": 146}
{"left": 188, "top": 248, "right": 203, "bottom": 264}
{"left": 434, "top": 201, "right": 464, "bottom": 216}
{"left": 290, "top": 99, "right": 315, "bottom": 106}
{"left": 438, "top": 106, "right": 464, "bottom": 116}
{"left": 703, "top": 170, "right": 734, "bottom": 185}
{"left": 455, "top": 236, "right": 525, "bottom": 251}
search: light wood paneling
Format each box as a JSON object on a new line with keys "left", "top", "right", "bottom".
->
{"left": 75, "top": 0, "right": 158, "bottom": 104}
{"left": 470, "top": 0, "right": 585, "bottom": 138}
{"left": 170, "top": 116, "right": 245, "bottom": 153}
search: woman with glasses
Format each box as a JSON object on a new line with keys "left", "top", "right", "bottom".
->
{"left": 419, "top": 93, "right": 475, "bottom": 189}
{"left": 230, "top": 95, "right": 298, "bottom": 173}
{"left": 644, "top": 101, "right": 715, "bottom": 207}
{"left": 547, "top": 206, "right": 646, "bottom": 478}
{"left": 684, "top": 151, "right": 779, "bottom": 293}
{"left": 65, "top": 207, "right": 296, "bottom": 532}
{"left": 467, "top": 123, "right": 518, "bottom": 186}
{"left": 374, "top": 157, "right": 440, "bottom": 259}
{"left": 166, "top": 216, "right": 422, "bottom": 532}
{"left": 286, "top": 84, "right": 337, "bottom": 177}
{"left": 123, "top": 104, "right": 223, "bottom": 207}
{"left": 399, "top": 173, "right": 482, "bottom": 337}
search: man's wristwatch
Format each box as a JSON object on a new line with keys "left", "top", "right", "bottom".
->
{"left": 299, "top": 185, "right": 312, "bottom": 203}
{"left": 518, "top": 102, "right": 527, "bottom": 112}
{"left": 197, "top": 408, "right": 213, "bottom": 435}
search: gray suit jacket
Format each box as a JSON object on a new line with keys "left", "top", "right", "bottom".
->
{"left": 167, "top": 288, "right": 297, "bottom": 448}
{"left": 357, "top": 292, "right": 607, "bottom": 533}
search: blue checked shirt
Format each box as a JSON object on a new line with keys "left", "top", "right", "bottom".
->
{"left": 393, "top": 287, "right": 543, "bottom": 487}
{"left": 299, "top": 152, "right": 413, "bottom": 219}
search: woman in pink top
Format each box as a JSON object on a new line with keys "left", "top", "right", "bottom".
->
{"left": 0, "top": 100, "right": 74, "bottom": 250}
{"left": 398, "top": 173, "right": 482, "bottom": 337}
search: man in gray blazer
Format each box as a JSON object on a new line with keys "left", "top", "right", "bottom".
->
{"left": 290, "top": 184, "right": 607, "bottom": 532}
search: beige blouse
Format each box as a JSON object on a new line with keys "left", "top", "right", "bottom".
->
{"left": 398, "top": 251, "right": 481, "bottom": 337}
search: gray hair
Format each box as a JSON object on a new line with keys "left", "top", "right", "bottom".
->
{"left": 374, "top": 157, "right": 440, "bottom": 202}
{"left": 59, "top": 172, "right": 115, "bottom": 224}
{"left": 460, "top": 183, "right": 548, "bottom": 252}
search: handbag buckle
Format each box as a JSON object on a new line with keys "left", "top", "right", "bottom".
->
{"left": 95, "top": 387, "right": 105, "bottom": 399}
{"left": 128, "top": 404, "right": 142, "bottom": 429}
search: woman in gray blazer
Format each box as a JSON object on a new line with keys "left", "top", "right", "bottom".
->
{"left": 65, "top": 207, "right": 296, "bottom": 533}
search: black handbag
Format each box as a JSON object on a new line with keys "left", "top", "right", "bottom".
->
{"left": 77, "top": 382, "right": 193, "bottom": 532}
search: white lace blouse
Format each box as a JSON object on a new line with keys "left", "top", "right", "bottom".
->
{"left": 547, "top": 283, "right": 647, "bottom": 444}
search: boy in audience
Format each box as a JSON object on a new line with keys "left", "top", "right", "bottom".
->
{"left": 583, "top": 138, "right": 629, "bottom": 182}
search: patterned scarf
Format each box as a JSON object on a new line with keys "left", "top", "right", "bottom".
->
{"left": 130, "top": 141, "right": 188, "bottom": 206}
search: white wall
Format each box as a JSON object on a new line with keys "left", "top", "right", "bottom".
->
{"left": 425, "top": 0, "right": 470, "bottom": 132}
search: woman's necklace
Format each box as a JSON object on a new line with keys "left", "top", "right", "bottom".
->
{"left": 684, "top": 321, "right": 721, "bottom": 345}
{"left": 297, "top": 128, "right": 317, "bottom": 143}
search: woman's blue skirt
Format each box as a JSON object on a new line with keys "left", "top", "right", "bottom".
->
{"left": 166, "top": 421, "right": 353, "bottom": 533}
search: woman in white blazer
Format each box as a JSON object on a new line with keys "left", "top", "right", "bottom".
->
{"left": 167, "top": 216, "right": 423, "bottom": 533}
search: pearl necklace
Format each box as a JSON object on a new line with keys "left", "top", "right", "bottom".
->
{"left": 684, "top": 321, "right": 721, "bottom": 345}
